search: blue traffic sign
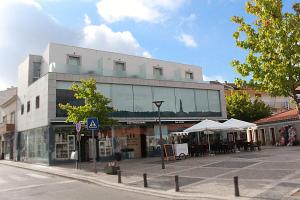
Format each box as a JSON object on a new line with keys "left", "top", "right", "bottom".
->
{"left": 86, "top": 117, "right": 99, "bottom": 130}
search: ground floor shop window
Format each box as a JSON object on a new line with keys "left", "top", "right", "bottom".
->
{"left": 19, "top": 127, "right": 48, "bottom": 162}
{"left": 54, "top": 128, "right": 76, "bottom": 160}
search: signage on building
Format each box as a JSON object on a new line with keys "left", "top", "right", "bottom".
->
{"left": 87, "top": 117, "right": 99, "bottom": 130}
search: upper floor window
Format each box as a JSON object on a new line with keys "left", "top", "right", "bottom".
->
{"left": 10, "top": 112, "right": 15, "bottom": 124}
{"left": 33, "top": 62, "right": 41, "bottom": 82}
{"left": 113, "top": 61, "right": 126, "bottom": 72}
{"left": 185, "top": 71, "right": 194, "bottom": 80}
{"left": 2, "top": 115, "right": 7, "bottom": 123}
{"left": 67, "top": 55, "right": 81, "bottom": 66}
{"left": 36, "top": 96, "right": 40, "bottom": 109}
{"left": 21, "top": 104, "right": 24, "bottom": 115}
{"left": 27, "top": 101, "right": 30, "bottom": 113}
{"left": 153, "top": 67, "right": 163, "bottom": 77}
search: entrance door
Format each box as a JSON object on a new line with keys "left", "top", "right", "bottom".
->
{"left": 140, "top": 134, "right": 147, "bottom": 158}
{"left": 260, "top": 129, "right": 266, "bottom": 145}
{"left": 79, "top": 136, "right": 90, "bottom": 162}
{"left": 270, "top": 128, "right": 275, "bottom": 145}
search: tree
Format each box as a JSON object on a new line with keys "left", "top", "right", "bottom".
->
{"left": 231, "top": 0, "right": 300, "bottom": 115}
{"left": 59, "top": 78, "right": 117, "bottom": 128}
{"left": 226, "top": 92, "right": 271, "bottom": 122}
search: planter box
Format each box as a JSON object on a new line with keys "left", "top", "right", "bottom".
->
{"left": 104, "top": 166, "right": 120, "bottom": 175}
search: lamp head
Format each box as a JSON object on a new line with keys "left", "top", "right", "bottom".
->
{"left": 153, "top": 100, "right": 164, "bottom": 108}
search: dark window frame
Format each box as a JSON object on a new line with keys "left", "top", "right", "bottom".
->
{"left": 21, "top": 104, "right": 24, "bottom": 115}
{"left": 27, "top": 101, "right": 30, "bottom": 113}
{"left": 36, "top": 96, "right": 40, "bottom": 109}
{"left": 67, "top": 54, "right": 81, "bottom": 66}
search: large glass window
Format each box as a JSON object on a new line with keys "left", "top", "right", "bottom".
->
{"left": 56, "top": 89, "right": 84, "bottom": 117}
{"left": 133, "top": 85, "right": 153, "bottom": 112}
{"left": 152, "top": 87, "right": 176, "bottom": 112}
{"left": 111, "top": 84, "right": 133, "bottom": 112}
{"left": 19, "top": 127, "right": 48, "bottom": 163}
{"left": 175, "top": 88, "right": 195, "bottom": 113}
{"left": 195, "top": 90, "right": 209, "bottom": 112}
{"left": 208, "top": 90, "right": 221, "bottom": 112}
{"left": 33, "top": 62, "right": 41, "bottom": 82}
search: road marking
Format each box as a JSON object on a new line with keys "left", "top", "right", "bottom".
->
{"left": 0, "top": 178, "right": 6, "bottom": 184}
{"left": 0, "top": 180, "right": 76, "bottom": 193}
{"left": 26, "top": 173, "right": 48, "bottom": 179}
{"left": 9, "top": 175, "right": 26, "bottom": 181}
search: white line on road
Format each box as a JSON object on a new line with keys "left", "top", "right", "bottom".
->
{"left": 0, "top": 180, "right": 76, "bottom": 193}
{"left": 26, "top": 173, "right": 48, "bottom": 179}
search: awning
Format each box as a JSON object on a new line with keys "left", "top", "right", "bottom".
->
{"left": 184, "top": 119, "right": 228, "bottom": 133}
{"left": 222, "top": 118, "right": 256, "bottom": 130}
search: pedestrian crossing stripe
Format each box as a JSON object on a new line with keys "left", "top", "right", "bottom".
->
{"left": 88, "top": 120, "right": 97, "bottom": 129}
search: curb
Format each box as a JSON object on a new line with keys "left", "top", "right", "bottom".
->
{"left": 0, "top": 161, "right": 231, "bottom": 200}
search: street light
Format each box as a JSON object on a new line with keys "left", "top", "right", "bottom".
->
{"left": 153, "top": 100, "right": 165, "bottom": 169}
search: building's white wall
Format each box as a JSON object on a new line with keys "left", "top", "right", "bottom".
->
{"left": 17, "top": 57, "right": 49, "bottom": 132}
{"left": 47, "top": 43, "right": 203, "bottom": 82}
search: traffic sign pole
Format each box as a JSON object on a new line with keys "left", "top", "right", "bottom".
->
{"left": 92, "top": 129, "right": 97, "bottom": 173}
{"left": 86, "top": 117, "right": 99, "bottom": 174}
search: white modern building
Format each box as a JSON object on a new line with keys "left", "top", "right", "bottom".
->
{"left": 16, "top": 43, "right": 227, "bottom": 164}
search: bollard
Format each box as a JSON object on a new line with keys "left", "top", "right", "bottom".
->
{"left": 175, "top": 175, "right": 179, "bottom": 192}
{"left": 234, "top": 176, "right": 240, "bottom": 197}
{"left": 143, "top": 173, "right": 148, "bottom": 188}
{"left": 117, "top": 170, "right": 121, "bottom": 183}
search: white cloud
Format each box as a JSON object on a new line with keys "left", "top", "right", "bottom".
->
{"left": 96, "top": 0, "right": 185, "bottom": 23}
{"left": 177, "top": 33, "right": 197, "bottom": 48}
{"left": 142, "top": 51, "right": 152, "bottom": 58}
{"left": 0, "top": 1, "right": 152, "bottom": 89}
{"left": 81, "top": 23, "right": 149, "bottom": 56}
{"left": 203, "top": 75, "right": 225, "bottom": 83}
{"left": 0, "top": 1, "right": 79, "bottom": 89}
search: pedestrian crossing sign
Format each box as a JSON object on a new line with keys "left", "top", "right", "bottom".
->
{"left": 87, "top": 117, "right": 99, "bottom": 130}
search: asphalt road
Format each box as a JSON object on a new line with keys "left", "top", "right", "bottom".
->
{"left": 0, "top": 165, "right": 168, "bottom": 200}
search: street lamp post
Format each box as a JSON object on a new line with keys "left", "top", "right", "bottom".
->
{"left": 153, "top": 100, "right": 165, "bottom": 169}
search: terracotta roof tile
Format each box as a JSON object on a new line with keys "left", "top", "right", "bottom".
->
{"left": 255, "top": 109, "right": 299, "bottom": 124}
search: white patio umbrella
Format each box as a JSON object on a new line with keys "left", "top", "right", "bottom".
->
{"left": 184, "top": 119, "right": 228, "bottom": 154}
{"left": 222, "top": 118, "right": 256, "bottom": 130}
{"left": 184, "top": 119, "right": 227, "bottom": 132}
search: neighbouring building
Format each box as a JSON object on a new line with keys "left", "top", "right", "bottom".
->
{"left": 249, "top": 109, "right": 300, "bottom": 146}
{"left": 16, "top": 43, "right": 227, "bottom": 165}
{"left": 0, "top": 87, "right": 17, "bottom": 160}
{"left": 222, "top": 82, "right": 294, "bottom": 114}
{"left": 247, "top": 87, "right": 300, "bottom": 146}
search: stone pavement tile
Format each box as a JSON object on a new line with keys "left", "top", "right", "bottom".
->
{"left": 203, "top": 161, "right": 257, "bottom": 168}
{"left": 248, "top": 162, "right": 300, "bottom": 170}
{"left": 255, "top": 182, "right": 300, "bottom": 200}
{"left": 221, "top": 169, "right": 294, "bottom": 180}
{"left": 123, "top": 165, "right": 188, "bottom": 175}
{"left": 181, "top": 179, "right": 271, "bottom": 199}
{"left": 169, "top": 167, "right": 233, "bottom": 178}
{"left": 128, "top": 175, "right": 203, "bottom": 191}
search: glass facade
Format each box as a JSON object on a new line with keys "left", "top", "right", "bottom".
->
{"left": 56, "top": 83, "right": 222, "bottom": 118}
{"left": 18, "top": 127, "right": 48, "bottom": 163}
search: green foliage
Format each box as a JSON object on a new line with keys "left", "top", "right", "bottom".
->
{"left": 226, "top": 92, "right": 272, "bottom": 122}
{"left": 59, "top": 78, "right": 117, "bottom": 128}
{"left": 231, "top": 0, "right": 300, "bottom": 112}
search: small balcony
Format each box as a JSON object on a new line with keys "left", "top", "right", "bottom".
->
{"left": 0, "top": 123, "right": 15, "bottom": 134}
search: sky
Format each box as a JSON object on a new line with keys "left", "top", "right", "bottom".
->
{"left": 0, "top": 0, "right": 297, "bottom": 90}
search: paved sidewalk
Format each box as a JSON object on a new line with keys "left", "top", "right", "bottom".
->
{"left": 2, "top": 146, "right": 300, "bottom": 200}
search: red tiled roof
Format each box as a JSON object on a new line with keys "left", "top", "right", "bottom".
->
{"left": 255, "top": 109, "right": 299, "bottom": 124}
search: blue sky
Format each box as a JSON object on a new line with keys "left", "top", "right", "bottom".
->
{"left": 0, "top": 0, "right": 297, "bottom": 90}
